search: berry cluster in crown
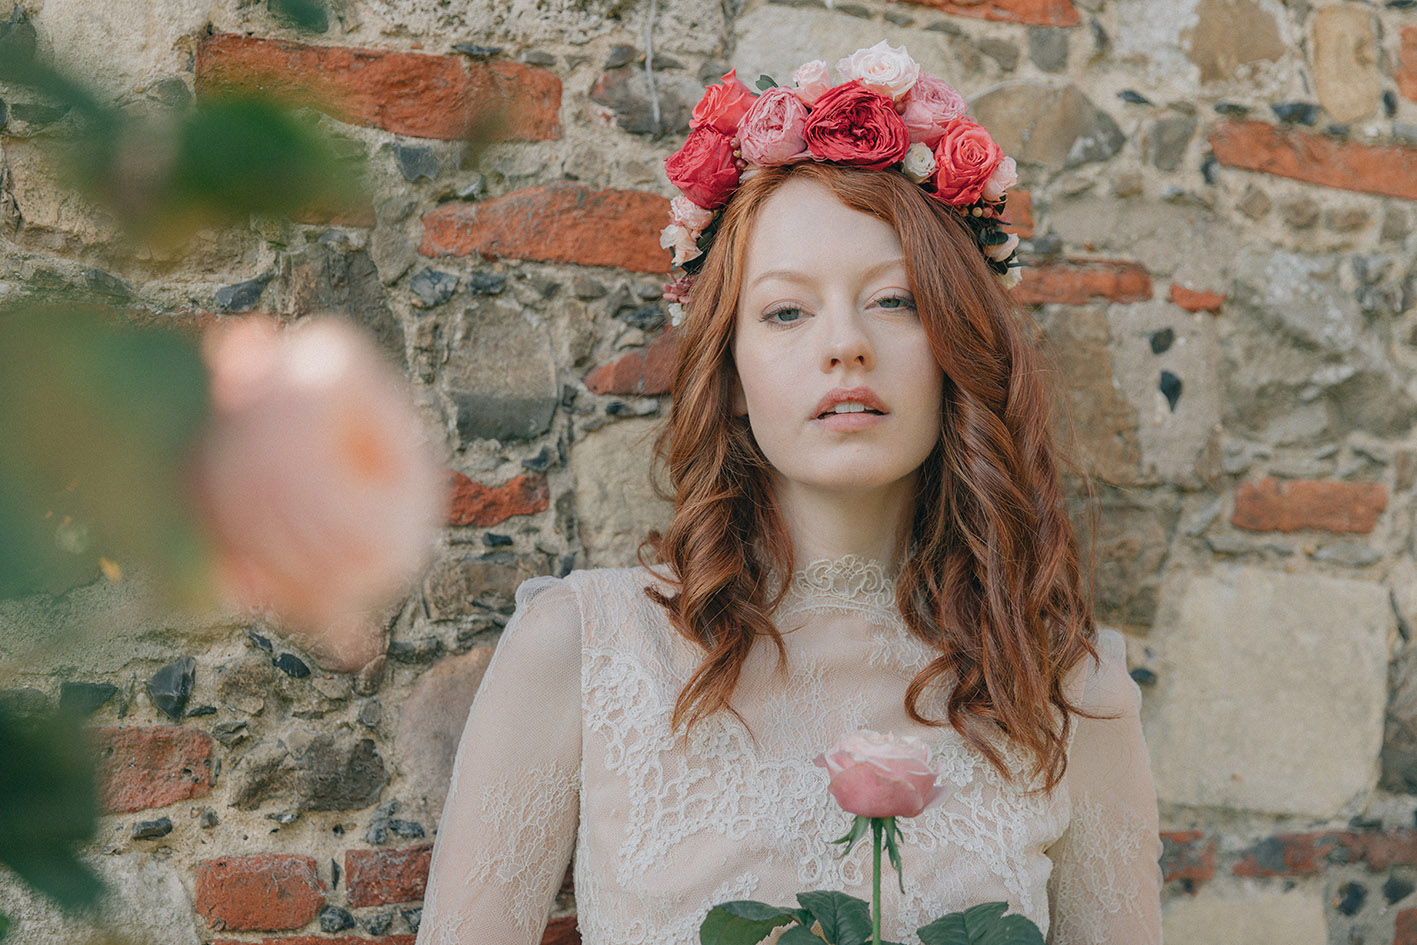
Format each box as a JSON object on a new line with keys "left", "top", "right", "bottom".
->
{"left": 660, "top": 41, "right": 1023, "bottom": 316}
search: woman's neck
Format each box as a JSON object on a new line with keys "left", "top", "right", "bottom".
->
{"left": 771, "top": 473, "right": 917, "bottom": 570}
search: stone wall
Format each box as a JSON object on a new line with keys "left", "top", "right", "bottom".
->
{"left": 1, "top": 0, "right": 1416, "bottom": 942}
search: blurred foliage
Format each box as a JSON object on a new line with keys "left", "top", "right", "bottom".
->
{"left": 0, "top": 301, "right": 211, "bottom": 601}
{"left": 0, "top": 706, "right": 102, "bottom": 916}
{"left": 269, "top": 0, "right": 331, "bottom": 32}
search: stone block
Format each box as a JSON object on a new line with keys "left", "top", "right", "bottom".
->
{"left": 423, "top": 553, "right": 546, "bottom": 618}
{"left": 271, "top": 243, "right": 405, "bottom": 367}
{"left": 969, "top": 81, "right": 1123, "bottom": 170}
{"left": 1312, "top": 4, "right": 1381, "bottom": 124}
{"left": 27, "top": 0, "right": 210, "bottom": 99}
{"left": 443, "top": 301, "right": 558, "bottom": 444}
{"left": 227, "top": 729, "right": 388, "bottom": 811}
{"left": 1161, "top": 885, "right": 1326, "bottom": 945}
{"left": 1146, "top": 565, "right": 1391, "bottom": 816}
{"left": 1180, "top": 0, "right": 1286, "bottom": 84}
{"left": 394, "top": 645, "right": 494, "bottom": 823}
{"left": 571, "top": 417, "right": 673, "bottom": 568}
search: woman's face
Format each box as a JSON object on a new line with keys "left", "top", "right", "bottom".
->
{"left": 732, "top": 176, "right": 945, "bottom": 502}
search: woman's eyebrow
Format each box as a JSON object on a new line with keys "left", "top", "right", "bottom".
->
{"left": 746, "top": 257, "right": 908, "bottom": 290}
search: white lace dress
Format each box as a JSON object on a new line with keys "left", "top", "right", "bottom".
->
{"left": 414, "top": 559, "right": 1162, "bottom": 945}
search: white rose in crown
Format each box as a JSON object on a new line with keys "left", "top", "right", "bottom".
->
{"left": 835, "top": 40, "right": 920, "bottom": 102}
{"left": 900, "top": 142, "right": 937, "bottom": 183}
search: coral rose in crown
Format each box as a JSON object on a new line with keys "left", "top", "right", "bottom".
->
{"left": 661, "top": 40, "right": 1023, "bottom": 324}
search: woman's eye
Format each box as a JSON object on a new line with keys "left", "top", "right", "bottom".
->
{"left": 875, "top": 295, "right": 916, "bottom": 311}
{"left": 763, "top": 306, "right": 805, "bottom": 324}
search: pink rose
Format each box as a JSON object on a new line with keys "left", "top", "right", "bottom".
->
{"left": 792, "top": 59, "right": 832, "bottom": 106}
{"left": 690, "top": 69, "right": 756, "bottom": 135}
{"left": 670, "top": 194, "right": 715, "bottom": 232}
{"left": 659, "top": 222, "right": 703, "bottom": 267}
{"left": 803, "top": 82, "right": 911, "bottom": 172}
{"left": 192, "top": 316, "right": 445, "bottom": 669}
{"left": 931, "top": 117, "right": 1003, "bottom": 206}
{"left": 815, "top": 730, "right": 951, "bottom": 818}
{"left": 737, "top": 86, "right": 811, "bottom": 166}
{"left": 665, "top": 126, "right": 741, "bottom": 209}
{"left": 834, "top": 40, "right": 920, "bottom": 102}
{"left": 981, "top": 155, "right": 1017, "bottom": 203}
{"left": 900, "top": 74, "right": 968, "bottom": 146}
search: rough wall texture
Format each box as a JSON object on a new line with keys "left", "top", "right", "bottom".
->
{"left": 1, "top": 0, "right": 1416, "bottom": 942}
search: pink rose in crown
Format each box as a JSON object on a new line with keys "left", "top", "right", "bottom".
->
{"left": 834, "top": 40, "right": 920, "bottom": 102}
{"left": 900, "top": 73, "right": 969, "bottom": 147}
{"left": 669, "top": 194, "right": 716, "bottom": 232}
{"left": 803, "top": 82, "right": 911, "bottom": 172}
{"left": 931, "top": 117, "right": 1003, "bottom": 206}
{"left": 814, "top": 730, "right": 951, "bottom": 818}
{"left": 981, "top": 155, "right": 1018, "bottom": 203}
{"left": 665, "top": 126, "right": 741, "bottom": 209}
{"left": 738, "top": 86, "right": 812, "bottom": 166}
{"left": 690, "top": 69, "right": 756, "bottom": 135}
{"left": 791, "top": 59, "right": 832, "bottom": 106}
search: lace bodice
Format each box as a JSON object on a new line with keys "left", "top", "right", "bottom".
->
{"left": 415, "top": 559, "right": 1162, "bottom": 945}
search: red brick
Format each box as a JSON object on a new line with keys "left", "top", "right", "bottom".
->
{"left": 195, "top": 34, "right": 560, "bottom": 141}
{"left": 1399, "top": 28, "right": 1417, "bottom": 104}
{"left": 420, "top": 184, "right": 670, "bottom": 273}
{"left": 448, "top": 471, "right": 550, "bottom": 527}
{"left": 213, "top": 938, "right": 415, "bottom": 945}
{"left": 345, "top": 844, "right": 433, "bottom": 908}
{"left": 543, "top": 916, "right": 581, "bottom": 945}
{"left": 1209, "top": 120, "right": 1417, "bottom": 201}
{"left": 1000, "top": 189, "right": 1035, "bottom": 239}
{"left": 1398, "top": 908, "right": 1417, "bottom": 945}
{"left": 583, "top": 328, "right": 678, "bottom": 396}
{"left": 92, "top": 725, "right": 213, "bottom": 814}
{"left": 1169, "top": 283, "right": 1225, "bottom": 312}
{"left": 1232, "top": 477, "right": 1387, "bottom": 534}
{"left": 1010, "top": 259, "right": 1153, "bottom": 305}
{"left": 899, "top": 0, "right": 1081, "bottom": 27}
{"left": 1161, "top": 830, "right": 1216, "bottom": 884}
{"left": 1232, "top": 829, "right": 1417, "bottom": 878}
{"left": 195, "top": 855, "right": 324, "bottom": 931}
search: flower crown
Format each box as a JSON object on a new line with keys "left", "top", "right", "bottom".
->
{"left": 661, "top": 42, "right": 1022, "bottom": 325}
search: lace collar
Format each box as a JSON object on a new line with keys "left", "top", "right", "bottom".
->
{"left": 777, "top": 554, "right": 901, "bottom": 626}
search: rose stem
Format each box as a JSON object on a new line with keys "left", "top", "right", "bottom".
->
{"left": 871, "top": 817, "right": 883, "bottom": 945}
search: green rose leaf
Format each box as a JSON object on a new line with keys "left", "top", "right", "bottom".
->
{"left": 755, "top": 74, "right": 777, "bottom": 91}
{"left": 701, "top": 901, "right": 810, "bottom": 945}
{"left": 796, "top": 890, "right": 873, "bottom": 945}
{"left": 778, "top": 926, "right": 822, "bottom": 945}
{"left": 916, "top": 902, "right": 1046, "bottom": 945}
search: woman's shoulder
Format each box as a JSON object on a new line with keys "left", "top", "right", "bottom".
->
{"left": 1063, "top": 627, "right": 1141, "bottom": 717}
{"left": 513, "top": 564, "right": 674, "bottom": 643}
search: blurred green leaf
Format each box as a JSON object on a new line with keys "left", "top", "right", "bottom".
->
{"left": 0, "top": 911, "right": 10, "bottom": 939}
{"left": 269, "top": 0, "right": 330, "bottom": 32}
{"left": 0, "top": 706, "right": 102, "bottom": 911}
{"left": 0, "top": 301, "right": 211, "bottom": 599}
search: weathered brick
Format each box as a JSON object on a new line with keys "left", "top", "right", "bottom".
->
{"left": 345, "top": 844, "right": 433, "bottom": 908}
{"left": 92, "top": 725, "right": 214, "bottom": 814}
{"left": 1232, "top": 477, "right": 1387, "bottom": 534}
{"left": 1399, "top": 27, "right": 1417, "bottom": 104}
{"left": 1232, "top": 829, "right": 1417, "bottom": 878}
{"left": 898, "top": 0, "right": 1081, "bottom": 27}
{"left": 195, "top": 855, "right": 325, "bottom": 931}
{"left": 1399, "top": 908, "right": 1417, "bottom": 945}
{"left": 421, "top": 184, "right": 669, "bottom": 273}
{"left": 1169, "top": 283, "right": 1226, "bottom": 312}
{"left": 213, "top": 938, "right": 415, "bottom": 945}
{"left": 1010, "top": 259, "right": 1153, "bottom": 305}
{"left": 448, "top": 471, "right": 550, "bottom": 527}
{"left": 195, "top": 34, "right": 560, "bottom": 141}
{"left": 543, "top": 915, "right": 581, "bottom": 945}
{"left": 1001, "top": 189, "right": 1034, "bottom": 239}
{"left": 1209, "top": 120, "right": 1417, "bottom": 201}
{"left": 1161, "top": 830, "right": 1217, "bottom": 884}
{"left": 583, "top": 329, "right": 678, "bottom": 396}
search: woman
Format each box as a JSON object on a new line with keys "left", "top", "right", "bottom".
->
{"left": 416, "top": 45, "right": 1162, "bottom": 945}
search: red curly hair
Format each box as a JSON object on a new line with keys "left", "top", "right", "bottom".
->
{"left": 645, "top": 161, "right": 1096, "bottom": 790}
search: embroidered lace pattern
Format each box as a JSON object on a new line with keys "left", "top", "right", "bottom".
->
{"left": 1046, "top": 792, "right": 1160, "bottom": 945}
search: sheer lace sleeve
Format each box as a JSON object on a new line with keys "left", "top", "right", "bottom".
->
{"left": 1045, "top": 629, "right": 1162, "bottom": 945}
{"left": 416, "top": 577, "right": 582, "bottom": 945}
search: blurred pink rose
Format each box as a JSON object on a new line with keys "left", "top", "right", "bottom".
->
{"left": 981, "top": 155, "right": 1018, "bottom": 203}
{"left": 660, "top": 222, "right": 703, "bottom": 267}
{"left": 900, "top": 74, "right": 968, "bottom": 146}
{"left": 191, "top": 316, "right": 445, "bottom": 669}
{"left": 670, "top": 194, "right": 715, "bottom": 232}
{"left": 792, "top": 59, "right": 832, "bottom": 106}
{"left": 814, "top": 730, "right": 950, "bottom": 818}
{"left": 738, "top": 87, "right": 812, "bottom": 166}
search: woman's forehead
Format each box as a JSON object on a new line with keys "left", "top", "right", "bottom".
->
{"left": 742, "top": 178, "right": 905, "bottom": 283}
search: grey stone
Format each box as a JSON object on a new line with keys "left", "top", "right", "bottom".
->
{"left": 214, "top": 273, "right": 272, "bottom": 313}
{"left": 1146, "top": 565, "right": 1391, "bottom": 816}
{"left": 1027, "top": 28, "right": 1069, "bottom": 72}
{"left": 1182, "top": 0, "right": 1287, "bottom": 83}
{"left": 1238, "top": 186, "right": 1271, "bottom": 220}
{"left": 321, "top": 906, "right": 356, "bottom": 932}
{"left": 395, "top": 645, "right": 494, "bottom": 823}
{"left": 58, "top": 681, "right": 117, "bottom": 716}
{"left": 423, "top": 553, "right": 546, "bottom": 618}
{"left": 1381, "top": 638, "right": 1417, "bottom": 793}
{"left": 1077, "top": 488, "right": 1178, "bottom": 628}
{"left": 1144, "top": 115, "right": 1197, "bottom": 171}
{"left": 131, "top": 816, "right": 172, "bottom": 839}
{"left": 970, "top": 81, "right": 1124, "bottom": 170}
{"left": 387, "top": 637, "right": 443, "bottom": 663}
{"left": 215, "top": 651, "right": 276, "bottom": 715}
{"left": 976, "top": 38, "right": 1019, "bottom": 71}
{"left": 1313, "top": 543, "right": 1382, "bottom": 567}
{"left": 1280, "top": 196, "right": 1319, "bottom": 229}
{"left": 229, "top": 729, "right": 388, "bottom": 811}
{"left": 272, "top": 243, "right": 406, "bottom": 366}
{"left": 588, "top": 66, "right": 703, "bottom": 136}
{"left": 409, "top": 269, "right": 459, "bottom": 308}
{"left": 211, "top": 720, "right": 248, "bottom": 747}
{"left": 444, "top": 302, "right": 557, "bottom": 443}
{"left": 146, "top": 657, "right": 195, "bottom": 721}
{"left": 572, "top": 417, "right": 673, "bottom": 567}
{"left": 392, "top": 144, "right": 440, "bottom": 182}
{"left": 146, "top": 77, "right": 192, "bottom": 109}
{"left": 83, "top": 268, "right": 131, "bottom": 298}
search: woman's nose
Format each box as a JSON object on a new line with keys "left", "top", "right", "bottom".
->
{"left": 819, "top": 306, "right": 875, "bottom": 372}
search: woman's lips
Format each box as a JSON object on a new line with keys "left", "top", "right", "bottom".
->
{"left": 811, "top": 387, "right": 888, "bottom": 432}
